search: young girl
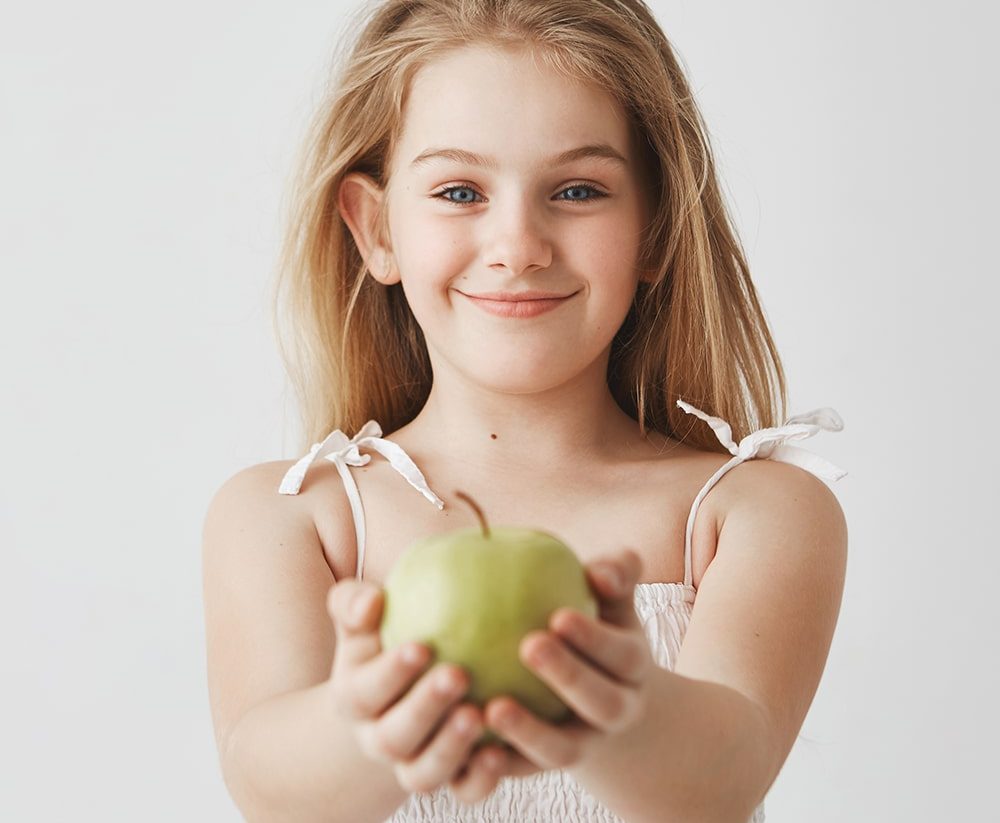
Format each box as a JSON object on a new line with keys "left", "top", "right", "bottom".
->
{"left": 202, "top": 1, "right": 848, "bottom": 821}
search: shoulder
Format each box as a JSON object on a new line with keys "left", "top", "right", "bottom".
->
{"left": 207, "top": 459, "right": 296, "bottom": 505}
{"left": 709, "top": 457, "right": 849, "bottom": 599}
{"left": 720, "top": 457, "right": 848, "bottom": 538}
{"left": 202, "top": 458, "right": 357, "bottom": 581}
{"left": 202, "top": 461, "right": 312, "bottom": 561}
{"left": 204, "top": 460, "right": 311, "bottom": 530}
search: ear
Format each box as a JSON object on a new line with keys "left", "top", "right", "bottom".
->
{"left": 636, "top": 265, "right": 658, "bottom": 285}
{"left": 336, "top": 172, "right": 401, "bottom": 286}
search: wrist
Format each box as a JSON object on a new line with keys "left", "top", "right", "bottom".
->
{"left": 569, "top": 665, "right": 669, "bottom": 778}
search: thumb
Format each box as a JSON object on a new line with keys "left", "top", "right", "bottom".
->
{"left": 327, "top": 580, "right": 385, "bottom": 665}
{"left": 585, "top": 548, "right": 643, "bottom": 629}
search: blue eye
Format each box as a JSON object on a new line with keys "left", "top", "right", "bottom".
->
{"left": 559, "top": 184, "right": 607, "bottom": 203}
{"left": 436, "top": 185, "right": 480, "bottom": 205}
{"left": 432, "top": 183, "right": 608, "bottom": 207}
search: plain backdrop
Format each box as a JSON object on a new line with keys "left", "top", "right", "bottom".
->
{"left": 3, "top": 1, "right": 998, "bottom": 820}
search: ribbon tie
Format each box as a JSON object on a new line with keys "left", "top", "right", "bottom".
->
{"left": 676, "top": 398, "right": 847, "bottom": 481}
{"left": 278, "top": 420, "right": 444, "bottom": 508}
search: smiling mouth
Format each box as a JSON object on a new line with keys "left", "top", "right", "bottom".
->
{"left": 464, "top": 290, "right": 576, "bottom": 301}
{"left": 460, "top": 291, "right": 577, "bottom": 319}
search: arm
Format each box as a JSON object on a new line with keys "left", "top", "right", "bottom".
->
{"left": 222, "top": 682, "right": 409, "bottom": 823}
{"left": 570, "top": 460, "right": 848, "bottom": 822}
{"left": 202, "top": 461, "right": 407, "bottom": 823}
{"left": 568, "top": 668, "right": 774, "bottom": 823}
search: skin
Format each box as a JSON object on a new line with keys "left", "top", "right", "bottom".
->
{"left": 335, "top": 44, "right": 668, "bottom": 803}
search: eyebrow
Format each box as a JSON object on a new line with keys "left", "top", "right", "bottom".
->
{"left": 409, "top": 143, "right": 628, "bottom": 171}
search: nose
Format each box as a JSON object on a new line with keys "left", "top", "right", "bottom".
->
{"left": 480, "top": 195, "right": 553, "bottom": 277}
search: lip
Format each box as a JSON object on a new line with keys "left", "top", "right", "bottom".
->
{"left": 461, "top": 290, "right": 577, "bottom": 319}
{"left": 466, "top": 290, "right": 575, "bottom": 301}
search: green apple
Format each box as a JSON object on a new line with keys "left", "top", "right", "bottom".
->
{"left": 379, "top": 491, "right": 598, "bottom": 747}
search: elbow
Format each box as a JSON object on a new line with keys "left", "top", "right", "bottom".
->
{"left": 703, "top": 705, "right": 775, "bottom": 823}
{"left": 219, "top": 718, "right": 294, "bottom": 823}
{"left": 219, "top": 732, "right": 348, "bottom": 823}
{"left": 218, "top": 725, "right": 271, "bottom": 823}
{"left": 668, "top": 698, "right": 774, "bottom": 823}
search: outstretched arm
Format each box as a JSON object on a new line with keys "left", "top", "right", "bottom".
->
{"left": 484, "top": 460, "right": 848, "bottom": 822}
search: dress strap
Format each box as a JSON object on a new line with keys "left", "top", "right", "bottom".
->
{"left": 278, "top": 421, "right": 444, "bottom": 580}
{"left": 676, "top": 398, "right": 848, "bottom": 589}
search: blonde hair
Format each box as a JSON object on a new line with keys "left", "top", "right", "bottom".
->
{"left": 271, "top": 0, "right": 788, "bottom": 455}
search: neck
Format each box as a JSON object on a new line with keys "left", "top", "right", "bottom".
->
{"left": 399, "top": 352, "right": 657, "bottom": 475}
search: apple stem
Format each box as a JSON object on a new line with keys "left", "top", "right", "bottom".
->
{"left": 454, "top": 490, "right": 491, "bottom": 538}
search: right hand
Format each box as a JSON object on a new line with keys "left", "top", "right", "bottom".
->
{"left": 326, "top": 580, "right": 510, "bottom": 804}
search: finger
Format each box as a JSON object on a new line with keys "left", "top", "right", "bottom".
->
{"left": 448, "top": 744, "right": 508, "bottom": 805}
{"left": 548, "top": 608, "right": 651, "bottom": 685}
{"left": 469, "top": 738, "right": 543, "bottom": 780}
{"left": 483, "top": 696, "right": 587, "bottom": 771}
{"left": 366, "top": 662, "right": 471, "bottom": 761}
{"left": 327, "top": 581, "right": 385, "bottom": 666}
{"left": 346, "top": 640, "right": 433, "bottom": 719}
{"left": 585, "top": 549, "right": 644, "bottom": 628}
{"left": 520, "top": 631, "right": 643, "bottom": 733}
{"left": 494, "top": 745, "right": 546, "bottom": 779}
{"left": 394, "top": 703, "right": 484, "bottom": 795}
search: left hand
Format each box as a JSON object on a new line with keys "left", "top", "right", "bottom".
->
{"left": 479, "top": 548, "right": 656, "bottom": 779}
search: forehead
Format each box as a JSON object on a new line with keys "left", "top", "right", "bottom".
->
{"left": 394, "top": 45, "right": 632, "bottom": 173}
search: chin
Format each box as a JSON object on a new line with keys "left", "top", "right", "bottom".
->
{"left": 427, "top": 335, "right": 605, "bottom": 394}
{"left": 466, "top": 360, "right": 586, "bottom": 395}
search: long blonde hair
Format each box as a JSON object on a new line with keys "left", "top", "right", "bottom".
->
{"left": 271, "top": 0, "right": 788, "bottom": 455}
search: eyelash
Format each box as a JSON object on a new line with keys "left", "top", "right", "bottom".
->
{"left": 431, "top": 182, "right": 609, "bottom": 208}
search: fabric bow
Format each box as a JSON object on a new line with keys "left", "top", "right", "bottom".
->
{"left": 676, "top": 398, "right": 847, "bottom": 481}
{"left": 278, "top": 421, "right": 444, "bottom": 508}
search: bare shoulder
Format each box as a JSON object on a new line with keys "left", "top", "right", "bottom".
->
{"left": 200, "top": 459, "right": 353, "bottom": 762}
{"left": 716, "top": 457, "right": 848, "bottom": 538}
{"left": 204, "top": 458, "right": 357, "bottom": 579}
{"left": 708, "top": 456, "right": 849, "bottom": 590}
{"left": 204, "top": 460, "right": 307, "bottom": 528}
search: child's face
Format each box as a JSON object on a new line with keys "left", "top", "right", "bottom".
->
{"left": 384, "top": 44, "right": 651, "bottom": 395}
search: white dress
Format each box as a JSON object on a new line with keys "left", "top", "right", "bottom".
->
{"left": 279, "top": 398, "right": 848, "bottom": 822}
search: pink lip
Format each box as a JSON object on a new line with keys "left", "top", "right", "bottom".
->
{"left": 468, "top": 290, "right": 574, "bottom": 301}
{"left": 461, "top": 291, "right": 576, "bottom": 318}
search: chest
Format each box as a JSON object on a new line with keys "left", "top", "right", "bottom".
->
{"left": 311, "top": 449, "right": 731, "bottom": 591}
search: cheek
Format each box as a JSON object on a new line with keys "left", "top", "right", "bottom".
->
{"left": 391, "top": 211, "right": 470, "bottom": 283}
{"left": 571, "top": 215, "right": 642, "bottom": 288}
{"left": 571, "top": 217, "right": 643, "bottom": 331}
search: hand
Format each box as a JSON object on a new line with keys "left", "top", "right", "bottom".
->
{"left": 481, "top": 549, "right": 655, "bottom": 778}
{"left": 325, "top": 579, "right": 509, "bottom": 804}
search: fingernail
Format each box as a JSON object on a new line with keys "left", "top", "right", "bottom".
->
{"left": 351, "top": 590, "right": 374, "bottom": 623}
{"left": 455, "top": 712, "right": 476, "bottom": 734}
{"left": 401, "top": 643, "right": 426, "bottom": 666}
{"left": 484, "top": 751, "right": 504, "bottom": 770}
{"left": 603, "top": 566, "right": 624, "bottom": 593}
{"left": 495, "top": 707, "right": 518, "bottom": 730}
{"left": 435, "top": 670, "right": 463, "bottom": 696}
{"left": 529, "top": 639, "right": 555, "bottom": 666}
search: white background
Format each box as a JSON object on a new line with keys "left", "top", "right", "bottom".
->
{"left": 3, "top": 1, "right": 997, "bottom": 820}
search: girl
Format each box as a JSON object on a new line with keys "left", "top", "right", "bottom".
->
{"left": 202, "top": 1, "right": 848, "bottom": 821}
